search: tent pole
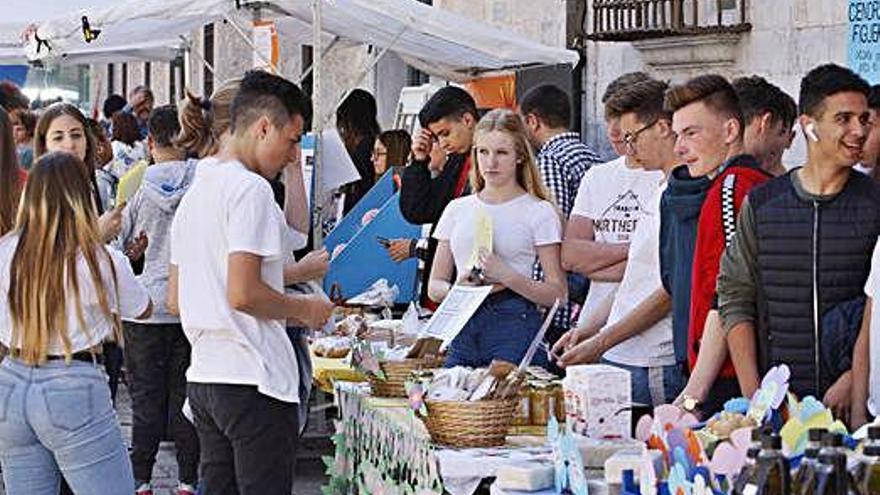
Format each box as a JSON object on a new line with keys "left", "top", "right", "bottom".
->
{"left": 222, "top": 12, "right": 278, "bottom": 73}
{"left": 311, "top": 0, "right": 324, "bottom": 248}
{"left": 179, "top": 35, "right": 215, "bottom": 75}
{"left": 298, "top": 36, "right": 340, "bottom": 85}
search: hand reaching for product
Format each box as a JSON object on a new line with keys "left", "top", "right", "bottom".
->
{"left": 298, "top": 248, "right": 330, "bottom": 281}
{"left": 292, "top": 293, "right": 335, "bottom": 329}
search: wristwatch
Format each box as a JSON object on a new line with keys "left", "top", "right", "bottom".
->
{"left": 680, "top": 394, "right": 701, "bottom": 413}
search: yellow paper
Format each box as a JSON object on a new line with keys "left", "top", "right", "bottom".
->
{"left": 115, "top": 160, "right": 148, "bottom": 206}
{"left": 467, "top": 207, "right": 493, "bottom": 269}
{"left": 780, "top": 417, "right": 805, "bottom": 454}
{"left": 803, "top": 409, "right": 834, "bottom": 430}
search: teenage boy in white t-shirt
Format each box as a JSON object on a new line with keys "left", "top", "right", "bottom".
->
{"left": 852, "top": 237, "right": 880, "bottom": 428}
{"left": 168, "top": 71, "right": 334, "bottom": 494}
{"left": 554, "top": 79, "right": 684, "bottom": 406}
{"left": 562, "top": 72, "right": 662, "bottom": 330}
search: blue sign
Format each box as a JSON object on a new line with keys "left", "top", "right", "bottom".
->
{"left": 0, "top": 66, "right": 28, "bottom": 88}
{"left": 849, "top": 0, "right": 880, "bottom": 82}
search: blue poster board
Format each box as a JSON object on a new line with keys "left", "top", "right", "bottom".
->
{"left": 849, "top": 1, "right": 880, "bottom": 82}
{"left": 323, "top": 191, "right": 421, "bottom": 304}
{"left": 323, "top": 171, "right": 396, "bottom": 256}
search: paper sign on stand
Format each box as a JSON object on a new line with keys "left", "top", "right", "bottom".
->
{"left": 420, "top": 284, "right": 493, "bottom": 350}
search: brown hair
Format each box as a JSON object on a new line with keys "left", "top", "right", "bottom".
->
{"left": 0, "top": 108, "right": 22, "bottom": 236}
{"left": 34, "top": 103, "right": 97, "bottom": 174}
{"left": 9, "top": 152, "right": 121, "bottom": 364}
{"left": 10, "top": 108, "right": 36, "bottom": 140}
{"left": 111, "top": 111, "right": 141, "bottom": 145}
{"left": 603, "top": 72, "right": 653, "bottom": 120}
{"left": 664, "top": 74, "right": 744, "bottom": 129}
{"left": 470, "top": 109, "right": 550, "bottom": 202}
{"left": 605, "top": 79, "right": 670, "bottom": 124}
{"left": 378, "top": 130, "right": 412, "bottom": 169}
{"left": 176, "top": 79, "right": 241, "bottom": 158}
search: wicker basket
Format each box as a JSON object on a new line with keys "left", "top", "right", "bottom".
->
{"left": 368, "top": 357, "right": 445, "bottom": 398}
{"left": 422, "top": 399, "right": 517, "bottom": 448}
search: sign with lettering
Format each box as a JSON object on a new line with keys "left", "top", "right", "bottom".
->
{"left": 849, "top": 0, "right": 880, "bottom": 82}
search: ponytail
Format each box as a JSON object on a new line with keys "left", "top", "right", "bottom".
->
{"left": 175, "top": 89, "right": 215, "bottom": 159}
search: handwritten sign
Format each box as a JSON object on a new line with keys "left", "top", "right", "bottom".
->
{"left": 849, "top": 0, "right": 880, "bottom": 82}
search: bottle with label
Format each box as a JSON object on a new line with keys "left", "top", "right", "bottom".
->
{"left": 815, "top": 432, "right": 849, "bottom": 495}
{"left": 857, "top": 426, "right": 880, "bottom": 495}
{"left": 792, "top": 428, "right": 825, "bottom": 495}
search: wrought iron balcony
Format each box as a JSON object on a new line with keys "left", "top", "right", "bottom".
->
{"left": 587, "top": 0, "right": 752, "bottom": 42}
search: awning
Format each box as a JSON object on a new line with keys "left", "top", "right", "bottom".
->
{"left": 14, "top": 0, "right": 577, "bottom": 81}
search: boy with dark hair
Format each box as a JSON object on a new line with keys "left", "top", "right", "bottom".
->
{"left": 169, "top": 70, "right": 332, "bottom": 494}
{"left": 399, "top": 86, "right": 478, "bottom": 305}
{"left": 659, "top": 74, "right": 776, "bottom": 416}
{"left": 116, "top": 104, "right": 200, "bottom": 495}
{"left": 856, "top": 85, "right": 880, "bottom": 176}
{"left": 720, "top": 64, "right": 880, "bottom": 408}
{"left": 733, "top": 76, "right": 797, "bottom": 176}
{"left": 675, "top": 76, "right": 796, "bottom": 416}
{"left": 561, "top": 72, "right": 660, "bottom": 334}
{"left": 555, "top": 79, "right": 686, "bottom": 405}
{"left": 520, "top": 84, "right": 600, "bottom": 342}
{"left": 659, "top": 74, "right": 753, "bottom": 386}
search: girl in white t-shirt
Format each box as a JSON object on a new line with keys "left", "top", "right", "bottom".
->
{"left": 853, "top": 236, "right": 880, "bottom": 428}
{"left": 429, "top": 109, "right": 566, "bottom": 368}
{"left": 0, "top": 152, "right": 151, "bottom": 493}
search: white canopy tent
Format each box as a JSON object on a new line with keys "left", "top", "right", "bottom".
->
{"left": 13, "top": 0, "right": 579, "bottom": 244}
{"left": 13, "top": 0, "right": 578, "bottom": 80}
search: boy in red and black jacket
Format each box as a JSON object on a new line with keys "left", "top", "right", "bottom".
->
{"left": 676, "top": 76, "right": 797, "bottom": 416}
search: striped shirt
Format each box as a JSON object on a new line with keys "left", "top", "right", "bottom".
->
{"left": 533, "top": 132, "right": 601, "bottom": 331}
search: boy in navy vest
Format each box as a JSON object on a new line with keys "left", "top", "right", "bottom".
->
{"left": 719, "top": 64, "right": 880, "bottom": 418}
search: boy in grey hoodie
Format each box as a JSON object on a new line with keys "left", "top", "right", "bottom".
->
{"left": 115, "top": 105, "right": 200, "bottom": 495}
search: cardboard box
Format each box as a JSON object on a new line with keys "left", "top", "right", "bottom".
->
{"left": 562, "top": 364, "right": 632, "bottom": 439}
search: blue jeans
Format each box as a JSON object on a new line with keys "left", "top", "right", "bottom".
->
{"left": 445, "top": 291, "right": 548, "bottom": 368}
{"left": 601, "top": 358, "right": 686, "bottom": 407}
{"left": 0, "top": 357, "right": 134, "bottom": 494}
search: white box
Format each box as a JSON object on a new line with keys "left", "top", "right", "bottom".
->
{"left": 562, "top": 364, "right": 632, "bottom": 439}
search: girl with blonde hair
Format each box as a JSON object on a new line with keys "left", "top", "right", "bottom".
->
{"left": 0, "top": 152, "right": 151, "bottom": 492}
{"left": 428, "top": 109, "right": 566, "bottom": 368}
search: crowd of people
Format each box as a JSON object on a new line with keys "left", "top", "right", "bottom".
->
{"left": 0, "top": 60, "right": 876, "bottom": 495}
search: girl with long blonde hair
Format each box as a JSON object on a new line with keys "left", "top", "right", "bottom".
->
{"left": 428, "top": 109, "right": 566, "bottom": 368}
{"left": 0, "top": 152, "right": 151, "bottom": 493}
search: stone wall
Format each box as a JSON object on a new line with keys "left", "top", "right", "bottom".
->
{"left": 582, "top": 0, "right": 849, "bottom": 164}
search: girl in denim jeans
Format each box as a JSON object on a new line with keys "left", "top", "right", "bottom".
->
{"left": 429, "top": 109, "right": 567, "bottom": 368}
{"left": 0, "top": 152, "right": 152, "bottom": 494}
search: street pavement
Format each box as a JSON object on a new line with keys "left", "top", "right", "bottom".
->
{"left": 0, "top": 382, "right": 334, "bottom": 495}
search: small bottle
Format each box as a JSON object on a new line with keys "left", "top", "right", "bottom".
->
{"left": 755, "top": 434, "right": 791, "bottom": 495}
{"left": 793, "top": 428, "right": 825, "bottom": 495}
{"left": 858, "top": 426, "right": 880, "bottom": 495}
{"left": 816, "top": 432, "right": 848, "bottom": 495}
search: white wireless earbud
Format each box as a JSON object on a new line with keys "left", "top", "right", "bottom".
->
{"left": 805, "top": 123, "right": 820, "bottom": 143}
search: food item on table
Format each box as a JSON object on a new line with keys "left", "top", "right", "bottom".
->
{"left": 706, "top": 411, "right": 757, "bottom": 438}
{"left": 312, "top": 336, "right": 352, "bottom": 358}
{"left": 495, "top": 461, "right": 554, "bottom": 491}
{"left": 335, "top": 314, "right": 366, "bottom": 337}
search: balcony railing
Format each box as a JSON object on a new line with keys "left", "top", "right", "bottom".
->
{"left": 587, "top": 0, "right": 751, "bottom": 42}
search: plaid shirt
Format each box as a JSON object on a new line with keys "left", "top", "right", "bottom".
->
{"left": 533, "top": 132, "right": 601, "bottom": 330}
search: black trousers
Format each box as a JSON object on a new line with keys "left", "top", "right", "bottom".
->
{"left": 123, "top": 322, "right": 199, "bottom": 485}
{"left": 188, "top": 383, "right": 299, "bottom": 495}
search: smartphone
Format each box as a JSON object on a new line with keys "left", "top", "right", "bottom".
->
{"left": 376, "top": 236, "right": 392, "bottom": 248}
